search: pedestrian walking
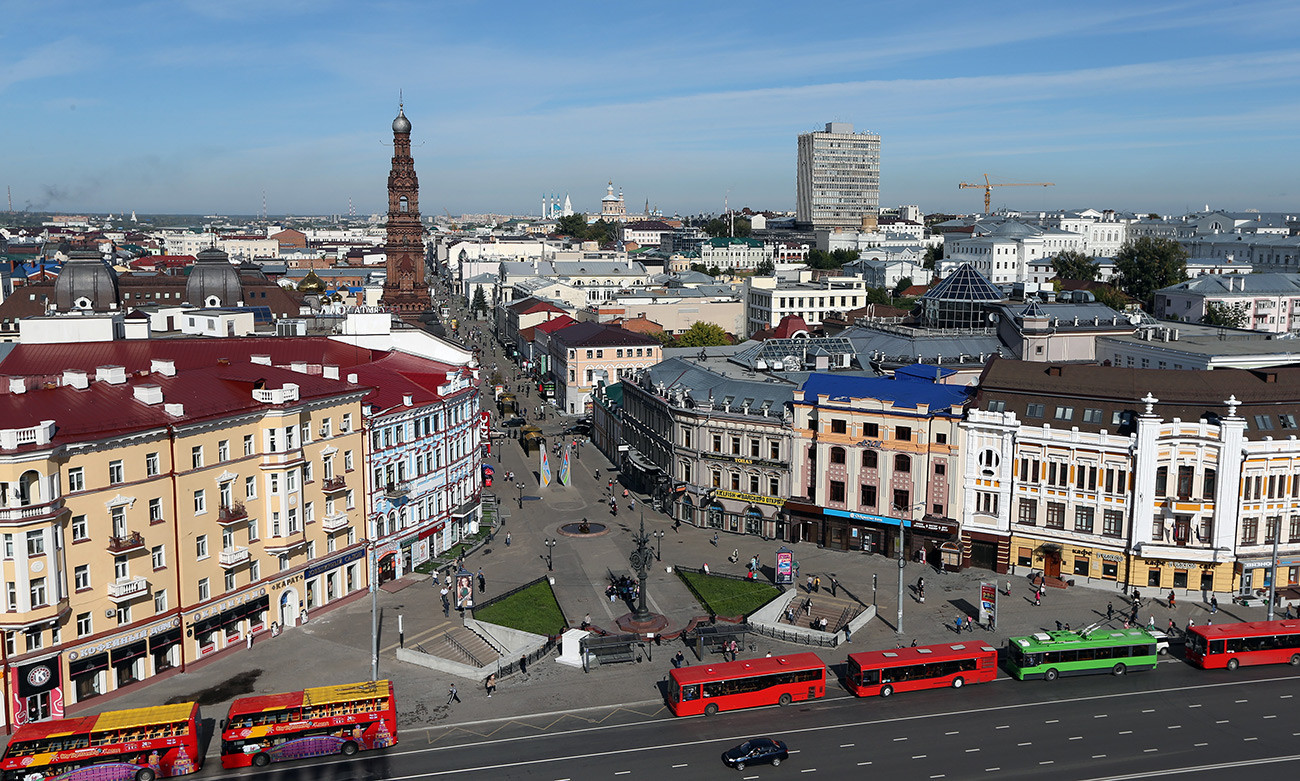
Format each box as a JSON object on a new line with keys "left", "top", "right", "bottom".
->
{"left": 447, "top": 684, "right": 461, "bottom": 705}
{"left": 1034, "top": 591, "right": 1041, "bottom": 607}
{"left": 955, "top": 616, "right": 964, "bottom": 633}
{"left": 1147, "top": 615, "right": 1156, "bottom": 630}
{"left": 519, "top": 655, "right": 528, "bottom": 675}
{"left": 830, "top": 578, "right": 838, "bottom": 597}
{"left": 485, "top": 674, "right": 496, "bottom": 698}
{"left": 711, "top": 532, "right": 719, "bottom": 547}
{"left": 968, "top": 615, "right": 976, "bottom": 633}
{"left": 1106, "top": 602, "right": 1114, "bottom": 621}
{"left": 1005, "top": 580, "right": 1012, "bottom": 597}
{"left": 1210, "top": 595, "right": 1218, "bottom": 614}
{"left": 806, "top": 575, "right": 814, "bottom": 592}
{"left": 505, "top": 532, "right": 512, "bottom": 546}
{"left": 844, "top": 624, "right": 852, "bottom": 643}
{"left": 477, "top": 569, "right": 486, "bottom": 593}
{"left": 804, "top": 598, "right": 813, "bottom": 616}
{"left": 1168, "top": 591, "right": 1177, "bottom": 609}
{"left": 813, "top": 576, "right": 821, "bottom": 593}
{"left": 1168, "top": 617, "right": 1177, "bottom": 633}
{"left": 1187, "top": 618, "right": 1196, "bottom": 631}
{"left": 673, "top": 651, "right": 684, "bottom": 668}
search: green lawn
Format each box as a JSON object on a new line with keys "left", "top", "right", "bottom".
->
{"left": 678, "top": 570, "right": 781, "bottom": 618}
{"left": 473, "top": 579, "right": 567, "bottom": 636}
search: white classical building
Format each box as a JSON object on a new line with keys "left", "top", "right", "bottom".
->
{"left": 1154, "top": 274, "right": 1300, "bottom": 333}
{"left": 961, "top": 359, "right": 1300, "bottom": 595}
{"left": 942, "top": 222, "right": 1087, "bottom": 285}
{"left": 744, "top": 272, "right": 868, "bottom": 336}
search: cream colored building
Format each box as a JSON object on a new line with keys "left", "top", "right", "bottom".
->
{"left": 0, "top": 358, "right": 368, "bottom": 724}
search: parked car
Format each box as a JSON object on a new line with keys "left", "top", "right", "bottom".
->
{"left": 501, "top": 417, "right": 526, "bottom": 428}
{"left": 1147, "top": 629, "right": 1172, "bottom": 655}
{"left": 562, "top": 419, "right": 592, "bottom": 436}
{"left": 721, "top": 737, "right": 788, "bottom": 771}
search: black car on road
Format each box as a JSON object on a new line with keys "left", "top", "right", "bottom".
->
{"left": 722, "top": 737, "right": 789, "bottom": 770}
{"left": 500, "top": 417, "right": 526, "bottom": 428}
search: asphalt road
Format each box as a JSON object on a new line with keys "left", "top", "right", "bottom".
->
{"left": 200, "top": 656, "right": 1300, "bottom": 780}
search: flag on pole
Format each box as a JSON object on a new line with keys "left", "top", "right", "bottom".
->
{"left": 559, "top": 443, "right": 572, "bottom": 486}
{"left": 540, "top": 446, "right": 552, "bottom": 487}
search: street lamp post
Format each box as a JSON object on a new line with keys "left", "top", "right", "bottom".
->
{"left": 896, "top": 515, "right": 906, "bottom": 635}
{"left": 544, "top": 537, "right": 557, "bottom": 572}
{"left": 652, "top": 529, "right": 665, "bottom": 561}
{"left": 629, "top": 516, "right": 655, "bottom": 623}
{"left": 368, "top": 542, "right": 378, "bottom": 681}
{"left": 517, "top": 481, "right": 525, "bottom": 509}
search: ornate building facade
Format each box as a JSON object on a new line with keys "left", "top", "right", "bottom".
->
{"left": 380, "top": 105, "right": 429, "bottom": 317}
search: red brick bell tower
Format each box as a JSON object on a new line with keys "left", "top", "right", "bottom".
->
{"left": 380, "top": 103, "right": 428, "bottom": 317}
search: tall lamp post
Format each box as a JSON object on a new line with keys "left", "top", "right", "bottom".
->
{"left": 652, "top": 529, "right": 665, "bottom": 561}
{"left": 544, "top": 537, "right": 557, "bottom": 571}
{"left": 368, "top": 541, "right": 378, "bottom": 681}
{"left": 895, "top": 501, "right": 925, "bottom": 636}
{"left": 629, "top": 516, "right": 655, "bottom": 624}
{"left": 516, "top": 481, "right": 525, "bottom": 509}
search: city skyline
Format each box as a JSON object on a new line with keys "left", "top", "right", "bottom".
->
{"left": 3, "top": 0, "right": 1299, "bottom": 217}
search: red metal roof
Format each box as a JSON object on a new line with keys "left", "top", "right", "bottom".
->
{"left": 531, "top": 315, "right": 577, "bottom": 334}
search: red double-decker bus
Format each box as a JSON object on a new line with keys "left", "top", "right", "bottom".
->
{"left": 667, "top": 653, "right": 826, "bottom": 716}
{"left": 0, "top": 702, "right": 201, "bottom": 781}
{"left": 1185, "top": 619, "right": 1300, "bottom": 670}
{"left": 220, "top": 679, "right": 397, "bottom": 768}
{"left": 846, "top": 641, "right": 999, "bottom": 697}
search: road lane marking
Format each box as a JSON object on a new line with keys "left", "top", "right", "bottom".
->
{"left": 1041, "top": 760, "right": 1055, "bottom": 765}
{"left": 1282, "top": 694, "right": 1294, "bottom": 699}
{"left": 1188, "top": 704, "right": 1202, "bottom": 708}
{"left": 1245, "top": 737, "right": 1258, "bottom": 741}
{"left": 1119, "top": 731, "right": 1133, "bottom": 735}
{"left": 995, "top": 725, "right": 1009, "bottom": 730}
{"left": 912, "top": 754, "right": 928, "bottom": 759}
{"left": 857, "top": 761, "right": 872, "bottom": 766}
{"left": 985, "top": 768, "right": 1001, "bottom": 772}
{"left": 966, "top": 748, "right": 980, "bottom": 752}
{"left": 1092, "top": 755, "right": 1107, "bottom": 759}
{"left": 1075, "top": 752, "right": 1300, "bottom": 780}
{"left": 1142, "top": 709, "right": 1155, "bottom": 713}
{"left": 1144, "top": 749, "right": 1158, "bottom": 753}
{"left": 1046, "top": 719, "right": 1059, "bottom": 724}
{"left": 894, "top": 737, "right": 908, "bottom": 741}
{"left": 1070, "top": 736, "right": 1083, "bottom": 741}
{"left": 840, "top": 743, "right": 854, "bottom": 747}
{"left": 671, "top": 764, "right": 687, "bottom": 768}
{"left": 800, "top": 770, "right": 816, "bottom": 774}
{"left": 614, "top": 772, "right": 630, "bottom": 776}
{"left": 1168, "top": 725, "right": 1182, "bottom": 729}
{"left": 930, "top": 775, "right": 946, "bottom": 779}
{"left": 1264, "top": 715, "right": 1277, "bottom": 719}
{"left": 1095, "top": 714, "right": 1108, "bottom": 718}
{"left": 1018, "top": 742, "right": 1032, "bottom": 746}
{"left": 945, "top": 731, "right": 959, "bottom": 735}
{"left": 1236, "top": 699, "right": 1248, "bottom": 703}
{"left": 1195, "top": 743, "right": 1208, "bottom": 747}
{"left": 377, "top": 673, "right": 1300, "bottom": 776}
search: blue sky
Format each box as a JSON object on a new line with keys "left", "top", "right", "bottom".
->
{"left": 3, "top": 0, "right": 1298, "bottom": 217}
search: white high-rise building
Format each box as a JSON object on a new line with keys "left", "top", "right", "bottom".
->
{"left": 796, "top": 122, "right": 880, "bottom": 230}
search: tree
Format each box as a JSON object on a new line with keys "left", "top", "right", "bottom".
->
{"left": 923, "top": 245, "right": 943, "bottom": 270}
{"left": 555, "top": 213, "right": 588, "bottom": 238}
{"left": 806, "top": 248, "right": 860, "bottom": 270}
{"left": 471, "top": 285, "right": 487, "bottom": 315}
{"left": 703, "top": 217, "right": 751, "bottom": 238}
{"left": 1111, "top": 237, "right": 1189, "bottom": 309}
{"left": 865, "top": 287, "right": 891, "bottom": 306}
{"left": 1090, "top": 284, "right": 1132, "bottom": 313}
{"left": 893, "top": 277, "right": 914, "bottom": 298}
{"left": 674, "top": 321, "right": 732, "bottom": 347}
{"left": 587, "top": 219, "right": 618, "bottom": 245}
{"left": 1202, "top": 301, "right": 1248, "bottom": 329}
{"left": 652, "top": 331, "right": 676, "bottom": 348}
{"left": 1051, "top": 250, "right": 1100, "bottom": 282}
{"left": 754, "top": 258, "right": 775, "bottom": 276}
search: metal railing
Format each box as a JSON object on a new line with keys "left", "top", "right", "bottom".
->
{"left": 442, "top": 631, "right": 486, "bottom": 668}
{"left": 748, "top": 623, "right": 841, "bottom": 648}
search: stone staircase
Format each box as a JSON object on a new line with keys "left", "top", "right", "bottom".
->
{"left": 436, "top": 624, "right": 500, "bottom": 668}
{"left": 784, "top": 590, "right": 864, "bottom": 634}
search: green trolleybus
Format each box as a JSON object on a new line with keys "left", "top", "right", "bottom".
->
{"left": 1006, "top": 627, "right": 1159, "bottom": 681}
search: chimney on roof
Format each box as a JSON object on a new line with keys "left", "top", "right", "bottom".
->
{"left": 8, "top": 378, "right": 26, "bottom": 395}
{"left": 95, "top": 365, "right": 127, "bottom": 385}
{"left": 251, "top": 355, "right": 272, "bottom": 366}
{"left": 347, "top": 373, "right": 359, "bottom": 384}
{"left": 133, "top": 384, "right": 163, "bottom": 405}
{"left": 164, "top": 402, "right": 185, "bottom": 417}
{"left": 1047, "top": 366, "right": 1063, "bottom": 376}
{"left": 403, "top": 393, "right": 413, "bottom": 406}
{"left": 150, "top": 358, "right": 176, "bottom": 377}
{"left": 323, "top": 365, "right": 339, "bottom": 380}
{"left": 290, "top": 361, "right": 309, "bottom": 374}
{"left": 63, "top": 370, "right": 89, "bottom": 390}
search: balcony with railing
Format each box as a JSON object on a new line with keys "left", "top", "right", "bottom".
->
{"left": 218, "top": 503, "right": 248, "bottom": 525}
{"left": 384, "top": 481, "right": 410, "bottom": 499}
{"left": 107, "top": 576, "right": 150, "bottom": 603}
{"left": 322, "top": 511, "right": 350, "bottom": 533}
{"left": 107, "top": 531, "right": 146, "bottom": 554}
{"left": 322, "top": 476, "right": 347, "bottom": 493}
{"left": 219, "top": 547, "right": 250, "bottom": 568}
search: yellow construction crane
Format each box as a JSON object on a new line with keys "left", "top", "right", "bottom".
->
{"left": 959, "top": 174, "right": 1054, "bottom": 213}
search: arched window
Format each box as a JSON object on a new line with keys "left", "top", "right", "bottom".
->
{"left": 830, "top": 446, "right": 846, "bottom": 464}
{"left": 18, "top": 470, "right": 41, "bottom": 506}
{"left": 399, "top": 196, "right": 409, "bottom": 214}
{"left": 863, "top": 450, "right": 878, "bottom": 468}
{"left": 894, "top": 454, "right": 911, "bottom": 473}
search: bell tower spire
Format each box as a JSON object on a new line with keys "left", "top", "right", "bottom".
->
{"left": 380, "top": 100, "right": 427, "bottom": 317}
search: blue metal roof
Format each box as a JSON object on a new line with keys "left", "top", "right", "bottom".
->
{"left": 799, "top": 371, "right": 970, "bottom": 412}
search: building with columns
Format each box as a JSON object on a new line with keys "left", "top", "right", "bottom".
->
{"left": 962, "top": 359, "right": 1300, "bottom": 595}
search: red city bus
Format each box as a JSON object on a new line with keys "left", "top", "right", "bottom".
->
{"left": 846, "top": 642, "right": 999, "bottom": 697}
{"left": 0, "top": 701, "right": 201, "bottom": 781}
{"left": 1185, "top": 619, "right": 1300, "bottom": 670}
{"left": 667, "top": 653, "right": 826, "bottom": 716}
{"left": 220, "top": 679, "right": 397, "bottom": 768}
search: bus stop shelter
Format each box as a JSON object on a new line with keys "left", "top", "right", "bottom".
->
{"left": 686, "top": 624, "right": 751, "bottom": 661}
{"left": 580, "top": 634, "right": 647, "bottom": 672}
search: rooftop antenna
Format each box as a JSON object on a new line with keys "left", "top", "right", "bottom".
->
{"left": 6, "top": 185, "right": 11, "bottom": 213}
{"left": 261, "top": 189, "right": 267, "bottom": 223}
{"left": 725, "top": 190, "right": 733, "bottom": 237}
{"left": 348, "top": 196, "right": 355, "bottom": 219}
